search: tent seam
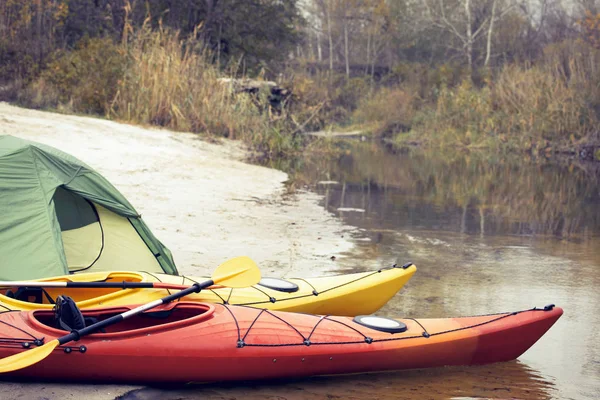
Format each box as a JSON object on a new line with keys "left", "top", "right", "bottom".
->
{"left": 64, "top": 166, "right": 84, "bottom": 186}
{"left": 30, "top": 147, "right": 70, "bottom": 276}
{"left": 0, "top": 146, "right": 28, "bottom": 159}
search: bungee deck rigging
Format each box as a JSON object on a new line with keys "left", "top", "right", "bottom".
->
{"left": 0, "top": 264, "right": 417, "bottom": 316}
{"left": 0, "top": 305, "right": 556, "bottom": 351}
{"left": 218, "top": 304, "right": 559, "bottom": 348}
{"left": 0, "top": 301, "right": 562, "bottom": 382}
{"left": 173, "top": 263, "right": 415, "bottom": 307}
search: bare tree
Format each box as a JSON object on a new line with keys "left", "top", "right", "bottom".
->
{"left": 324, "top": 0, "right": 334, "bottom": 71}
{"left": 423, "top": 0, "right": 518, "bottom": 76}
{"left": 344, "top": 7, "right": 350, "bottom": 77}
{"left": 485, "top": 0, "right": 499, "bottom": 66}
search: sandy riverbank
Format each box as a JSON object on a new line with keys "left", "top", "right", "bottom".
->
{"left": 0, "top": 103, "right": 359, "bottom": 399}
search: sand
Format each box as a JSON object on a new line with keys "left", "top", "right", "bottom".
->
{"left": 0, "top": 103, "right": 358, "bottom": 399}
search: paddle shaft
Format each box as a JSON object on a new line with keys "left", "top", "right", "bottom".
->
{"left": 0, "top": 281, "right": 154, "bottom": 288}
{"left": 0, "top": 281, "right": 223, "bottom": 290}
{"left": 57, "top": 281, "right": 209, "bottom": 345}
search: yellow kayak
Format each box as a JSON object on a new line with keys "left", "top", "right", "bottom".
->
{"left": 0, "top": 264, "right": 416, "bottom": 316}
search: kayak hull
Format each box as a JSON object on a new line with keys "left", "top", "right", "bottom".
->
{"left": 0, "top": 303, "right": 562, "bottom": 383}
{"left": 0, "top": 266, "right": 416, "bottom": 316}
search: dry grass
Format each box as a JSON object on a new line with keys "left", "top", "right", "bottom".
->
{"left": 492, "top": 64, "right": 591, "bottom": 146}
{"left": 352, "top": 87, "right": 414, "bottom": 136}
{"left": 400, "top": 43, "right": 600, "bottom": 151}
{"left": 17, "top": 25, "right": 302, "bottom": 156}
{"left": 109, "top": 25, "right": 268, "bottom": 140}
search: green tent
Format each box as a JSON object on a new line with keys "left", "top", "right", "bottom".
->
{"left": 0, "top": 135, "right": 178, "bottom": 280}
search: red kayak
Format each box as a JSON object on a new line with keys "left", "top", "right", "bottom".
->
{"left": 0, "top": 302, "right": 562, "bottom": 383}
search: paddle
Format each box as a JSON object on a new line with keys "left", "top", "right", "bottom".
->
{"left": 0, "top": 256, "right": 260, "bottom": 373}
{"left": 0, "top": 279, "right": 226, "bottom": 291}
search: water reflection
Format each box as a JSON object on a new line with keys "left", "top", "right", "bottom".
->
{"left": 124, "top": 361, "right": 555, "bottom": 400}
{"left": 270, "top": 142, "right": 600, "bottom": 239}
{"left": 258, "top": 141, "right": 600, "bottom": 399}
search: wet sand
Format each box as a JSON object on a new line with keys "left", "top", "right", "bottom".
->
{"left": 115, "top": 361, "right": 556, "bottom": 400}
{"left": 0, "top": 361, "right": 557, "bottom": 400}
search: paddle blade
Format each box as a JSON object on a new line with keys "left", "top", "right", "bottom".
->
{"left": 212, "top": 256, "right": 261, "bottom": 288}
{"left": 0, "top": 339, "right": 59, "bottom": 373}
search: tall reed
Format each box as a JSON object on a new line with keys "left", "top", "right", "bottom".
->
{"left": 109, "top": 25, "right": 268, "bottom": 140}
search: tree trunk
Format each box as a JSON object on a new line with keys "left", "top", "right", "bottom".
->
{"left": 35, "top": 0, "right": 43, "bottom": 64}
{"left": 370, "top": 47, "right": 377, "bottom": 78}
{"left": 308, "top": 31, "right": 314, "bottom": 60}
{"left": 479, "top": 206, "right": 485, "bottom": 238}
{"left": 365, "top": 30, "right": 371, "bottom": 75}
{"left": 344, "top": 16, "right": 350, "bottom": 78}
{"left": 326, "top": 2, "right": 333, "bottom": 72}
{"left": 216, "top": 22, "right": 222, "bottom": 68}
{"left": 465, "top": 0, "right": 473, "bottom": 79}
{"left": 484, "top": 0, "right": 497, "bottom": 67}
{"left": 204, "top": 0, "right": 214, "bottom": 35}
{"left": 317, "top": 28, "right": 323, "bottom": 62}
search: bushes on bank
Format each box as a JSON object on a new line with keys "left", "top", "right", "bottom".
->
{"left": 398, "top": 43, "right": 600, "bottom": 151}
{"left": 20, "top": 38, "right": 125, "bottom": 114}
{"left": 352, "top": 87, "right": 414, "bottom": 136}
{"left": 15, "top": 27, "right": 302, "bottom": 156}
{"left": 8, "top": 28, "right": 600, "bottom": 156}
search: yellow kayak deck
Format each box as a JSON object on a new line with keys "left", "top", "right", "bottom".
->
{"left": 0, "top": 264, "right": 416, "bottom": 316}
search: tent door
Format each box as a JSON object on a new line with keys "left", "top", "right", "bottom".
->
{"left": 54, "top": 187, "right": 104, "bottom": 272}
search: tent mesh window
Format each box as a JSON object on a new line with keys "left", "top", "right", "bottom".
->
{"left": 54, "top": 187, "right": 103, "bottom": 272}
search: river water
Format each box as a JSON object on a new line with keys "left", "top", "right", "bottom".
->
{"left": 262, "top": 141, "right": 600, "bottom": 400}
{"left": 128, "top": 141, "right": 599, "bottom": 400}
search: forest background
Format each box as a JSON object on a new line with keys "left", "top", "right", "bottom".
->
{"left": 2, "top": 0, "right": 600, "bottom": 157}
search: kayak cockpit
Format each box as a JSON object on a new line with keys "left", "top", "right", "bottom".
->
{"left": 29, "top": 302, "right": 215, "bottom": 336}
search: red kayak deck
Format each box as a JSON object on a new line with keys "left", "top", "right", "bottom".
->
{"left": 0, "top": 303, "right": 562, "bottom": 382}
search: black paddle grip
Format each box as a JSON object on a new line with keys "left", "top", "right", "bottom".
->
{"left": 58, "top": 314, "right": 124, "bottom": 344}
{"left": 159, "top": 282, "right": 206, "bottom": 304}
{"left": 68, "top": 282, "right": 155, "bottom": 289}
